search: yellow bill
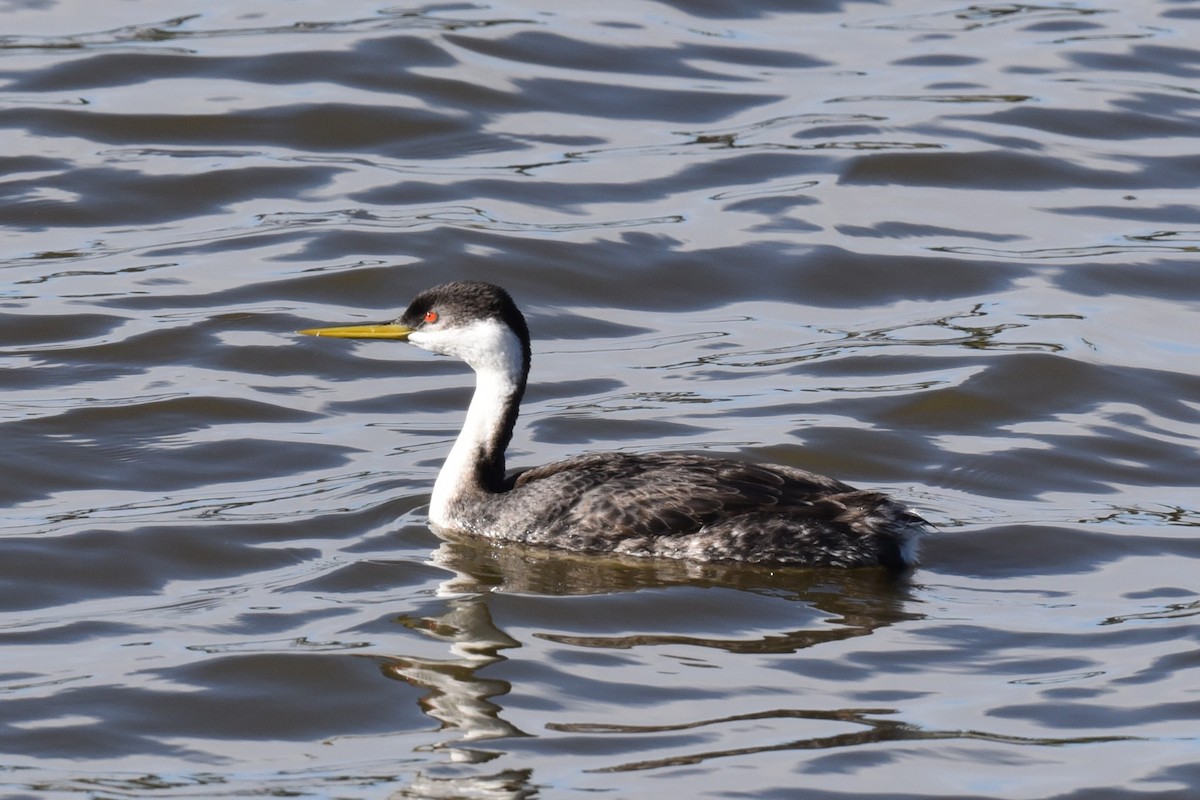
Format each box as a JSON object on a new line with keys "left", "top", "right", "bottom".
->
{"left": 298, "top": 322, "right": 413, "bottom": 340}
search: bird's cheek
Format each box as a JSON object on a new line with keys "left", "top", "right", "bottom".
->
{"left": 409, "top": 331, "right": 454, "bottom": 356}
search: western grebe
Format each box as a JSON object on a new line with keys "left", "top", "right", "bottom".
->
{"left": 301, "top": 281, "right": 928, "bottom": 569}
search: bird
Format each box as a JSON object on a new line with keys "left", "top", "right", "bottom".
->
{"left": 300, "top": 281, "right": 929, "bottom": 569}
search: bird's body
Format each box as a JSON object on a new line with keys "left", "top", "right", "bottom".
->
{"left": 302, "top": 281, "right": 928, "bottom": 570}
{"left": 464, "top": 451, "right": 922, "bottom": 569}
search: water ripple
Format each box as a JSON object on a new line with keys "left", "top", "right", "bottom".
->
{"left": 848, "top": 4, "right": 1105, "bottom": 33}
{"left": 0, "top": 9, "right": 531, "bottom": 53}
{"left": 2, "top": 0, "right": 1199, "bottom": 796}
{"left": 257, "top": 205, "right": 685, "bottom": 235}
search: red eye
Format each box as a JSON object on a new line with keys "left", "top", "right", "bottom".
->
{"left": 424, "top": 311, "right": 439, "bottom": 324}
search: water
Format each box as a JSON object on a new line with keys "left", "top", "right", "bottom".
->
{"left": 2, "top": 0, "right": 1198, "bottom": 797}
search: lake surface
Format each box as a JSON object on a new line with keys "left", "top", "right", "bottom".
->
{"left": 2, "top": 0, "right": 1199, "bottom": 797}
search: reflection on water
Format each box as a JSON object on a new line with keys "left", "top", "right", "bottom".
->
{"left": 571, "top": 709, "right": 1137, "bottom": 775}
{"left": 386, "top": 597, "right": 526, "bottom": 744}
{"left": 2, "top": 0, "right": 1199, "bottom": 796}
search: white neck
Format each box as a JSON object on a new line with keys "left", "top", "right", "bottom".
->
{"left": 428, "top": 367, "right": 520, "bottom": 527}
{"left": 417, "top": 319, "right": 526, "bottom": 530}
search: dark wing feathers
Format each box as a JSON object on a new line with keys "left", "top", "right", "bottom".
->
{"left": 497, "top": 452, "right": 923, "bottom": 566}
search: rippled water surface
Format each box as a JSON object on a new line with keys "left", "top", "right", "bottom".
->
{"left": 3, "top": 0, "right": 1199, "bottom": 797}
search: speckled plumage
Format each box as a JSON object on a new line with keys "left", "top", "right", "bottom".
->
{"left": 477, "top": 452, "right": 927, "bottom": 569}
{"left": 308, "top": 281, "right": 929, "bottom": 570}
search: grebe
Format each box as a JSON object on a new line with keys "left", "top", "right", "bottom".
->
{"left": 301, "top": 281, "right": 928, "bottom": 569}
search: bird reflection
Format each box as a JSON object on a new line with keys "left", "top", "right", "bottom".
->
{"left": 430, "top": 530, "right": 918, "bottom": 654}
{"left": 368, "top": 591, "right": 544, "bottom": 797}
{"left": 377, "top": 597, "right": 526, "bottom": 756}
{"left": 393, "top": 768, "right": 537, "bottom": 799}
{"left": 370, "top": 531, "right": 920, "bottom": 795}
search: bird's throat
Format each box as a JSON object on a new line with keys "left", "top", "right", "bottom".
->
{"left": 428, "top": 366, "right": 523, "bottom": 530}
